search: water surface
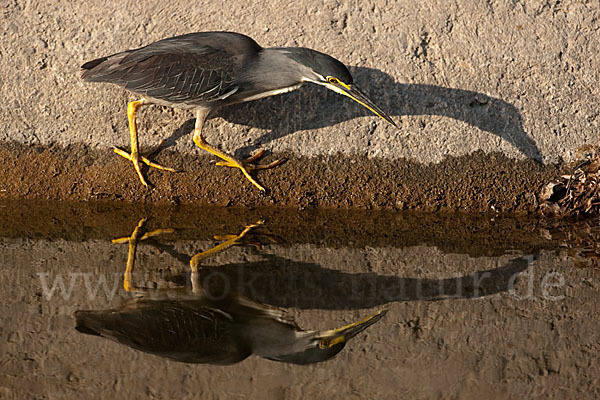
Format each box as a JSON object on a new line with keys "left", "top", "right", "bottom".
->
{"left": 1, "top": 201, "right": 598, "bottom": 399}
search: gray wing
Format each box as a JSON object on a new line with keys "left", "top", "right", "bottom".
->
{"left": 74, "top": 299, "right": 250, "bottom": 364}
{"left": 81, "top": 32, "right": 262, "bottom": 105}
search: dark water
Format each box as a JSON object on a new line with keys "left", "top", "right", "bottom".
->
{"left": 1, "top": 201, "right": 598, "bottom": 399}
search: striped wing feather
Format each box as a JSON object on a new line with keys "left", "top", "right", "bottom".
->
{"left": 81, "top": 32, "right": 261, "bottom": 105}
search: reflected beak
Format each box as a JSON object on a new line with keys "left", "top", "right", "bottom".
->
{"left": 318, "top": 308, "right": 388, "bottom": 349}
{"left": 325, "top": 82, "right": 397, "bottom": 127}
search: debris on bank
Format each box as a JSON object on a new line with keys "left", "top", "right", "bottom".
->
{"left": 540, "top": 143, "right": 600, "bottom": 218}
{"left": 542, "top": 218, "right": 600, "bottom": 269}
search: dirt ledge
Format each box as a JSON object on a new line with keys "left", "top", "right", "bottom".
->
{"left": 0, "top": 141, "right": 563, "bottom": 212}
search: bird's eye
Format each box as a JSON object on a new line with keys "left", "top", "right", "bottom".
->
{"left": 319, "top": 338, "right": 331, "bottom": 349}
{"left": 328, "top": 77, "right": 337, "bottom": 84}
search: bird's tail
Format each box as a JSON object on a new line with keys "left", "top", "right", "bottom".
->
{"left": 74, "top": 310, "right": 111, "bottom": 337}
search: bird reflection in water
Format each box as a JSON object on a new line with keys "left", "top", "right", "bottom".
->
{"left": 74, "top": 219, "right": 386, "bottom": 365}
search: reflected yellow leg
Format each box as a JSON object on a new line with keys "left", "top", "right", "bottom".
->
{"left": 113, "top": 99, "right": 176, "bottom": 187}
{"left": 192, "top": 109, "right": 284, "bottom": 191}
{"left": 190, "top": 220, "right": 264, "bottom": 272}
{"left": 112, "top": 219, "right": 262, "bottom": 296}
{"left": 112, "top": 218, "right": 174, "bottom": 293}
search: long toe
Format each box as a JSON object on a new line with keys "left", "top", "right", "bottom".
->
{"left": 131, "top": 157, "right": 148, "bottom": 187}
{"left": 113, "top": 146, "right": 176, "bottom": 186}
{"left": 114, "top": 147, "right": 149, "bottom": 186}
{"left": 140, "top": 156, "right": 177, "bottom": 172}
{"left": 142, "top": 139, "right": 178, "bottom": 172}
{"left": 214, "top": 149, "right": 284, "bottom": 171}
{"left": 245, "top": 158, "right": 286, "bottom": 171}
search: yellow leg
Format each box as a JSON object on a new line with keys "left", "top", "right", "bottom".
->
{"left": 121, "top": 218, "right": 145, "bottom": 293}
{"left": 114, "top": 99, "right": 176, "bottom": 187}
{"left": 190, "top": 220, "right": 263, "bottom": 272}
{"left": 113, "top": 218, "right": 260, "bottom": 296}
{"left": 192, "top": 109, "right": 284, "bottom": 191}
{"left": 112, "top": 218, "right": 174, "bottom": 293}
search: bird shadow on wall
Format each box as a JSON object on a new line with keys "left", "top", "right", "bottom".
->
{"left": 104, "top": 218, "right": 533, "bottom": 312}
{"left": 171, "top": 66, "right": 540, "bottom": 161}
{"left": 150, "top": 238, "right": 532, "bottom": 311}
{"left": 196, "top": 253, "right": 533, "bottom": 310}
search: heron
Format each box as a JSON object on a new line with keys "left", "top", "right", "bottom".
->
{"left": 75, "top": 219, "right": 387, "bottom": 364}
{"left": 81, "top": 31, "right": 396, "bottom": 191}
{"left": 75, "top": 297, "right": 387, "bottom": 365}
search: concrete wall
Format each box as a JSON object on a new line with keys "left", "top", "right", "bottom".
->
{"left": 1, "top": 1, "right": 598, "bottom": 209}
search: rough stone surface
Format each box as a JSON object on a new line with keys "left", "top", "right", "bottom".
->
{"left": 1, "top": 1, "right": 598, "bottom": 208}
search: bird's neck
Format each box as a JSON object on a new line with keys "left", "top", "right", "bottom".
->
{"left": 245, "top": 320, "right": 314, "bottom": 359}
{"left": 225, "top": 48, "right": 317, "bottom": 105}
{"left": 243, "top": 48, "right": 315, "bottom": 88}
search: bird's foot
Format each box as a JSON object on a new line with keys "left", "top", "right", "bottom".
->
{"left": 213, "top": 149, "right": 285, "bottom": 191}
{"left": 214, "top": 149, "right": 285, "bottom": 170}
{"left": 111, "top": 218, "right": 174, "bottom": 293}
{"left": 113, "top": 140, "right": 177, "bottom": 187}
{"left": 213, "top": 219, "right": 265, "bottom": 241}
{"left": 190, "top": 220, "right": 264, "bottom": 271}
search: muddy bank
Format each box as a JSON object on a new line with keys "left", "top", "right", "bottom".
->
{"left": 0, "top": 142, "right": 563, "bottom": 212}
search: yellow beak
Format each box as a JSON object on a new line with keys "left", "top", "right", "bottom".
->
{"left": 318, "top": 308, "right": 388, "bottom": 349}
{"left": 325, "top": 82, "right": 397, "bottom": 127}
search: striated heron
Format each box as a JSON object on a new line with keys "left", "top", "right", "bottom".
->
{"left": 81, "top": 31, "right": 396, "bottom": 191}
{"left": 75, "top": 218, "right": 387, "bottom": 364}
{"left": 75, "top": 297, "right": 387, "bottom": 365}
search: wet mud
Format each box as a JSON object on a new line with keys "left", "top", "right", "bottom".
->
{"left": 0, "top": 142, "right": 563, "bottom": 212}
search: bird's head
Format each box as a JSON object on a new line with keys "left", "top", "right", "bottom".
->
{"left": 265, "top": 308, "right": 387, "bottom": 365}
{"left": 290, "top": 49, "right": 397, "bottom": 127}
